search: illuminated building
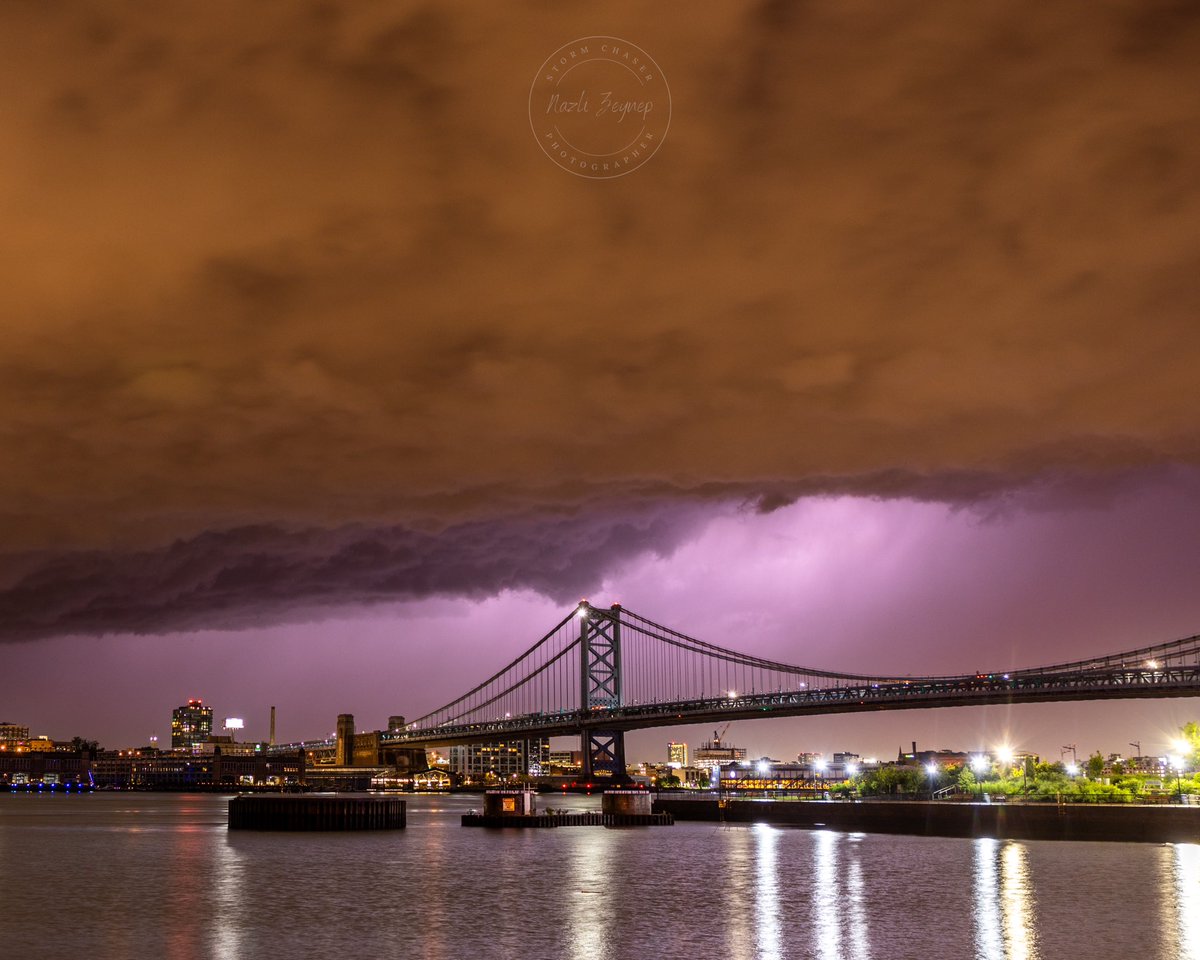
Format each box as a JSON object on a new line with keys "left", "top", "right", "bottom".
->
{"left": 0, "top": 722, "right": 31, "bottom": 746}
{"left": 171, "top": 699, "right": 213, "bottom": 751}
{"left": 448, "top": 738, "right": 550, "bottom": 780}
{"left": 548, "top": 749, "right": 582, "bottom": 772}
{"left": 693, "top": 730, "right": 746, "bottom": 773}
{"left": 667, "top": 741, "right": 688, "bottom": 767}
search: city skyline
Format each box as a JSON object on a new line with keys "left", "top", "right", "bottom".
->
{"left": 2, "top": 2, "right": 1199, "bottom": 768}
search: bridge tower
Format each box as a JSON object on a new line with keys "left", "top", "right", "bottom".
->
{"left": 579, "top": 601, "right": 628, "bottom": 781}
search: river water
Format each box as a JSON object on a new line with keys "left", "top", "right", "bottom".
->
{"left": 1, "top": 792, "right": 1197, "bottom": 960}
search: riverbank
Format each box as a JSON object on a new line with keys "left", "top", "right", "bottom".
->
{"left": 653, "top": 796, "right": 1200, "bottom": 843}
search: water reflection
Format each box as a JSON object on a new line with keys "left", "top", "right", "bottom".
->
{"left": 213, "top": 836, "right": 244, "bottom": 960}
{"left": 812, "top": 831, "right": 842, "bottom": 957}
{"left": 723, "top": 827, "right": 756, "bottom": 960}
{"left": 801, "top": 830, "right": 872, "bottom": 960}
{"left": 568, "top": 830, "right": 609, "bottom": 960}
{"left": 973, "top": 839, "right": 1039, "bottom": 960}
{"left": 1173, "top": 844, "right": 1200, "bottom": 959}
{"left": 843, "top": 836, "right": 871, "bottom": 960}
{"left": 753, "top": 824, "right": 781, "bottom": 960}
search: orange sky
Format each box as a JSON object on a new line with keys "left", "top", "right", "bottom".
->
{"left": 0, "top": 0, "right": 1198, "bottom": 641}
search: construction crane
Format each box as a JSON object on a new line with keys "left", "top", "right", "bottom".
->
{"left": 712, "top": 722, "right": 731, "bottom": 746}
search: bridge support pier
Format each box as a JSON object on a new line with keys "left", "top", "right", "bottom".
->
{"left": 582, "top": 729, "right": 628, "bottom": 782}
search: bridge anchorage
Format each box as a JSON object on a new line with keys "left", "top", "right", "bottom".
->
{"left": 386, "top": 601, "right": 1200, "bottom": 774}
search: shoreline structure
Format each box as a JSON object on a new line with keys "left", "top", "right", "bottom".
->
{"left": 653, "top": 796, "right": 1200, "bottom": 843}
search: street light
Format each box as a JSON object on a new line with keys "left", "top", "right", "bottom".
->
{"left": 1170, "top": 755, "right": 1185, "bottom": 803}
{"left": 926, "top": 762, "right": 938, "bottom": 799}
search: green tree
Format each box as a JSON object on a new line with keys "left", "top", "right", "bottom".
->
{"left": 858, "top": 766, "right": 925, "bottom": 796}
{"left": 957, "top": 767, "right": 978, "bottom": 795}
{"left": 1086, "top": 751, "right": 1105, "bottom": 778}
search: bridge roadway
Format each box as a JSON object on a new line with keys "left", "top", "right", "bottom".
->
{"left": 381, "top": 662, "right": 1200, "bottom": 748}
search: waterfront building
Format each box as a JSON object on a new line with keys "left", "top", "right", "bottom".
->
{"left": 193, "top": 735, "right": 261, "bottom": 757}
{"left": 1103, "top": 753, "right": 1169, "bottom": 776}
{"left": 1, "top": 746, "right": 92, "bottom": 787}
{"left": 171, "top": 699, "right": 214, "bottom": 751}
{"left": 548, "top": 749, "right": 583, "bottom": 773}
{"left": 447, "top": 738, "right": 550, "bottom": 780}
{"left": 694, "top": 730, "right": 747, "bottom": 773}
{"left": 0, "top": 722, "right": 31, "bottom": 746}
{"left": 92, "top": 748, "right": 305, "bottom": 789}
{"left": 667, "top": 741, "right": 688, "bottom": 767}
{"left": 896, "top": 743, "right": 973, "bottom": 768}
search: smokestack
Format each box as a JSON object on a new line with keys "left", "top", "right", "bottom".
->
{"left": 270, "top": 706, "right": 276, "bottom": 746}
{"left": 912, "top": 741, "right": 917, "bottom": 757}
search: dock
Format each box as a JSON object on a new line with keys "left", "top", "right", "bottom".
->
{"left": 462, "top": 810, "right": 673, "bottom": 828}
{"left": 228, "top": 794, "right": 406, "bottom": 830}
{"left": 462, "top": 787, "right": 673, "bottom": 828}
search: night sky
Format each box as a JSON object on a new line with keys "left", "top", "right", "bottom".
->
{"left": 2, "top": 1, "right": 1199, "bottom": 762}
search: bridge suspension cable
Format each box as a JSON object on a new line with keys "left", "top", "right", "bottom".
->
{"left": 399, "top": 603, "right": 1200, "bottom": 738}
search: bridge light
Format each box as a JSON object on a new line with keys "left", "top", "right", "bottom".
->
{"left": 728, "top": 690, "right": 737, "bottom": 700}
{"left": 577, "top": 603, "right": 589, "bottom": 619}
{"left": 1147, "top": 660, "right": 1160, "bottom": 669}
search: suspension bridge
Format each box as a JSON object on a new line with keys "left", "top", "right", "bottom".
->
{"left": 380, "top": 601, "right": 1200, "bottom": 779}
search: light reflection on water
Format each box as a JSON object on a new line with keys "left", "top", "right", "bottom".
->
{"left": 753, "top": 823, "right": 781, "bottom": 960}
{"left": 0, "top": 793, "right": 1197, "bottom": 960}
{"left": 806, "top": 829, "right": 872, "bottom": 960}
{"left": 568, "top": 829, "right": 609, "bottom": 960}
{"left": 974, "top": 838, "right": 1040, "bottom": 960}
{"left": 1175, "top": 843, "right": 1200, "bottom": 960}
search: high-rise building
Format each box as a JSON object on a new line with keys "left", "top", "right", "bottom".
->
{"left": 171, "top": 699, "right": 213, "bottom": 751}
{"left": 448, "top": 738, "right": 550, "bottom": 780}
{"left": 667, "top": 741, "right": 688, "bottom": 767}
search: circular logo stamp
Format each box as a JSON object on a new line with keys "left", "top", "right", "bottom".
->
{"left": 529, "top": 36, "right": 671, "bottom": 179}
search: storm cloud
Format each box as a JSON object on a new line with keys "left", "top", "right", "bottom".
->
{"left": 1, "top": 0, "right": 1198, "bottom": 638}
